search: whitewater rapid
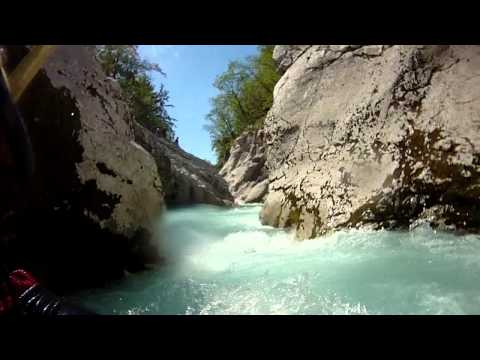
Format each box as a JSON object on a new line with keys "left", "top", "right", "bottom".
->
{"left": 71, "top": 204, "right": 480, "bottom": 315}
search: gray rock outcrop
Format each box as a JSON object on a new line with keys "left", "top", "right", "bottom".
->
{"left": 261, "top": 45, "right": 480, "bottom": 239}
{"left": 134, "top": 122, "right": 233, "bottom": 207}
{"left": 220, "top": 129, "right": 268, "bottom": 203}
{"left": 0, "top": 45, "right": 164, "bottom": 291}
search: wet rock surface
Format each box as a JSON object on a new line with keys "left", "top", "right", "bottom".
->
{"left": 261, "top": 45, "right": 480, "bottom": 239}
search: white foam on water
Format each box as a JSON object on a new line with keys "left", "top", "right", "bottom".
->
{"left": 71, "top": 204, "right": 480, "bottom": 315}
{"left": 186, "top": 229, "right": 295, "bottom": 272}
{"left": 182, "top": 274, "right": 371, "bottom": 315}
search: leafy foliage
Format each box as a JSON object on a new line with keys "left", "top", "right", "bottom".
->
{"left": 96, "top": 45, "right": 175, "bottom": 140}
{"left": 205, "top": 45, "right": 280, "bottom": 165}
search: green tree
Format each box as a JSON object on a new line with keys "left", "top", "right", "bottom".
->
{"left": 96, "top": 45, "right": 175, "bottom": 140}
{"left": 205, "top": 94, "right": 237, "bottom": 164}
{"left": 205, "top": 45, "right": 280, "bottom": 165}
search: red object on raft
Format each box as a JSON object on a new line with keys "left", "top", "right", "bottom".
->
{"left": 0, "top": 269, "right": 39, "bottom": 314}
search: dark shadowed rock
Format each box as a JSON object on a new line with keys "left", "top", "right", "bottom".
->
{"left": 261, "top": 45, "right": 480, "bottom": 239}
{"left": 133, "top": 122, "right": 233, "bottom": 207}
{"left": 0, "top": 46, "right": 164, "bottom": 292}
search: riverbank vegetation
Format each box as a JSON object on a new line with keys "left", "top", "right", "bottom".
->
{"left": 205, "top": 45, "right": 280, "bottom": 166}
{"left": 96, "top": 45, "right": 176, "bottom": 140}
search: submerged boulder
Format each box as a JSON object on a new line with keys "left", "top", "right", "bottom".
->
{"left": 261, "top": 45, "right": 480, "bottom": 238}
{"left": 0, "top": 46, "right": 164, "bottom": 292}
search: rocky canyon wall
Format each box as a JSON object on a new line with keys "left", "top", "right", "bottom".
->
{"left": 260, "top": 45, "right": 480, "bottom": 239}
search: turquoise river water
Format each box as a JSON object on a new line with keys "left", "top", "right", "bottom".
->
{"left": 71, "top": 204, "right": 480, "bottom": 315}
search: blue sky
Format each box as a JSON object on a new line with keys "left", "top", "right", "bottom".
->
{"left": 138, "top": 45, "right": 259, "bottom": 164}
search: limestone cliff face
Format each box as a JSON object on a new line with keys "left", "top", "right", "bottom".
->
{"left": 134, "top": 122, "right": 233, "bottom": 207}
{"left": 1, "top": 46, "right": 164, "bottom": 291}
{"left": 220, "top": 129, "right": 268, "bottom": 204}
{"left": 261, "top": 45, "right": 480, "bottom": 239}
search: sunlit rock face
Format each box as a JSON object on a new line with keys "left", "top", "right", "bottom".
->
{"left": 133, "top": 122, "right": 234, "bottom": 207}
{"left": 220, "top": 129, "right": 268, "bottom": 204}
{"left": 261, "top": 45, "right": 480, "bottom": 239}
